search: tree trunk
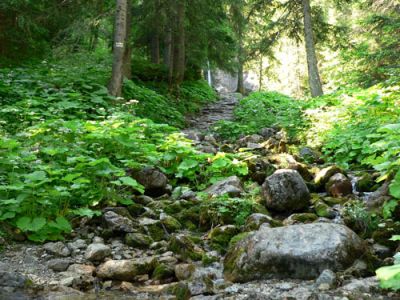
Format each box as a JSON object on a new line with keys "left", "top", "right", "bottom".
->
{"left": 302, "top": 0, "right": 323, "bottom": 97}
{"left": 164, "top": 29, "right": 172, "bottom": 68}
{"left": 123, "top": 0, "right": 132, "bottom": 79}
{"left": 173, "top": 0, "right": 186, "bottom": 85}
{"left": 236, "top": 34, "right": 245, "bottom": 94}
{"left": 259, "top": 56, "right": 263, "bottom": 91}
{"left": 237, "top": 62, "right": 245, "bottom": 94}
{"left": 151, "top": 35, "right": 160, "bottom": 64}
{"left": 108, "top": 0, "right": 128, "bottom": 97}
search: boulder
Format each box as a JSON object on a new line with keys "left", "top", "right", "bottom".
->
{"left": 325, "top": 173, "right": 352, "bottom": 197}
{"left": 103, "top": 210, "right": 137, "bottom": 233}
{"left": 44, "top": 241, "right": 71, "bottom": 257}
{"left": 168, "top": 234, "right": 204, "bottom": 261}
{"left": 261, "top": 169, "right": 310, "bottom": 212}
{"left": 47, "top": 258, "right": 72, "bottom": 272}
{"left": 224, "top": 223, "right": 366, "bottom": 282}
{"left": 131, "top": 167, "right": 169, "bottom": 197}
{"left": 84, "top": 243, "right": 111, "bottom": 262}
{"left": 97, "top": 257, "right": 157, "bottom": 281}
{"left": 259, "top": 128, "right": 276, "bottom": 139}
{"left": 314, "top": 166, "right": 343, "bottom": 187}
{"left": 204, "top": 176, "right": 244, "bottom": 197}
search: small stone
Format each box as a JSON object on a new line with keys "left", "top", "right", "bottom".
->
{"left": 125, "top": 233, "right": 153, "bottom": 249}
{"left": 175, "top": 264, "right": 195, "bottom": 281}
{"left": 67, "top": 239, "right": 87, "bottom": 252}
{"left": 44, "top": 241, "right": 71, "bottom": 257}
{"left": 85, "top": 243, "right": 111, "bottom": 262}
{"left": 47, "top": 258, "right": 72, "bottom": 272}
{"left": 316, "top": 269, "right": 337, "bottom": 290}
{"left": 92, "top": 237, "right": 104, "bottom": 244}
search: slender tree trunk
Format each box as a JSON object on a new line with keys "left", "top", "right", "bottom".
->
{"left": 173, "top": 0, "right": 186, "bottom": 84}
{"left": 123, "top": 0, "right": 132, "bottom": 79}
{"left": 237, "top": 62, "right": 245, "bottom": 94}
{"left": 236, "top": 35, "right": 245, "bottom": 94}
{"left": 108, "top": 0, "right": 128, "bottom": 97}
{"left": 259, "top": 56, "right": 263, "bottom": 91}
{"left": 302, "top": 0, "right": 323, "bottom": 97}
{"left": 151, "top": 35, "right": 160, "bottom": 64}
{"left": 164, "top": 29, "right": 172, "bottom": 68}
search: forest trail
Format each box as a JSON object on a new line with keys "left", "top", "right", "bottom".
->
{"left": 184, "top": 92, "right": 241, "bottom": 133}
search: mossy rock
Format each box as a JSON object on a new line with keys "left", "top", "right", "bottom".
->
{"left": 229, "top": 232, "right": 251, "bottom": 248}
{"left": 323, "top": 197, "right": 347, "bottom": 206}
{"left": 314, "top": 201, "right": 336, "bottom": 218}
{"left": 314, "top": 166, "right": 343, "bottom": 187}
{"left": 168, "top": 282, "right": 191, "bottom": 300}
{"left": 161, "top": 215, "right": 182, "bottom": 232}
{"left": 244, "top": 213, "right": 281, "bottom": 231}
{"left": 208, "top": 225, "right": 239, "bottom": 252}
{"left": 202, "top": 253, "right": 219, "bottom": 266}
{"left": 356, "top": 173, "right": 376, "bottom": 193}
{"left": 125, "top": 233, "right": 153, "bottom": 249}
{"left": 127, "top": 203, "right": 145, "bottom": 217}
{"left": 152, "top": 263, "right": 175, "bottom": 281}
{"left": 284, "top": 213, "right": 318, "bottom": 225}
{"left": 168, "top": 234, "right": 204, "bottom": 261}
{"left": 139, "top": 218, "right": 166, "bottom": 241}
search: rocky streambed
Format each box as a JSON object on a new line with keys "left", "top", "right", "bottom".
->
{"left": 0, "top": 93, "right": 399, "bottom": 300}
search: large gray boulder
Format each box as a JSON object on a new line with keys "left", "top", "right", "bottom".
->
{"left": 261, "top": 169, "right": 310, "bottom": 212}
{"left": 224, "top": 223, "right": 366, "bottom": 282}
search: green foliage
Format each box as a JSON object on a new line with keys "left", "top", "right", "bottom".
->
{"left": 199, "top": 195, "right": 260, "bottom": 227}
{"left": 376, "top": 250, "right": 400, "bottom": 291}
{"left": 213, "top": 91, "right": 305, "bottom": 140}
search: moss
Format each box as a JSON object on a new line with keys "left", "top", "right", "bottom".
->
{"left": 168, "top": 234, "right": 204, "bottom": 261}
{"left": 147, "top": 222, "right": 166, "bottom": 241}
{"left": 288, "top": 213, "right": 318, "bottom": 223}
{"left": 323, "top": 197, "right": 346, "bottom": 206}
{"left": 314, "top": 201, "right": 335, "bottom": 218}
{"left": 152, "top": 263, "right": 175, "bottom": 281}
{"left": 125, "top": 233, "right": 153, "bottom": 248}
{"left": 202, "top": 253, "right": 219, "bottom": 266}
{"left": 229, "top": 232, "right": 251, "bottom": 248}
{"left": 127, "top": 203, "right": 145, "bottom": 217}
{"left": 208, "top": 225, "right": 239, "bottom": 253}
{"left": 169, "top": 282, "right": 191, "bottom": 300}
{"left": 161, "top": 215, "right": 182, "bottom": 232}
{"left": 355, "top": 173, "right": 375, "bottom": 193}
{"left": 223, "top": 244, "right": 246, "bottom": 282}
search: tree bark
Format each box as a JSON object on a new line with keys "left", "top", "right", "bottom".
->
{"left": 302, "top": 0, "right": 323, "bottom": 97}
{"left": 151, "top": 35, "right": 160, "bottom": 64}
{"left": 123, "top": 0, "right": 132, "bottom": 79}
{"left": 108, "top": 0, "right": 128, "bottom": 97}
{"left": 164, "top": 29, "right": 172, "bottom": 68}
{"left": 236, "top": 38, "right": 245, "bottom": 94}
{"left": 172, "top": 0, "right": 186, "bottom": 85}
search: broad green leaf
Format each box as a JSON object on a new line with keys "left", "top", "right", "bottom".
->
{"left": 16, "top": 216, "right": 32, "bottom": 232}
{"left": 30, "top": 217, "right": 47, "bottom": 232}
